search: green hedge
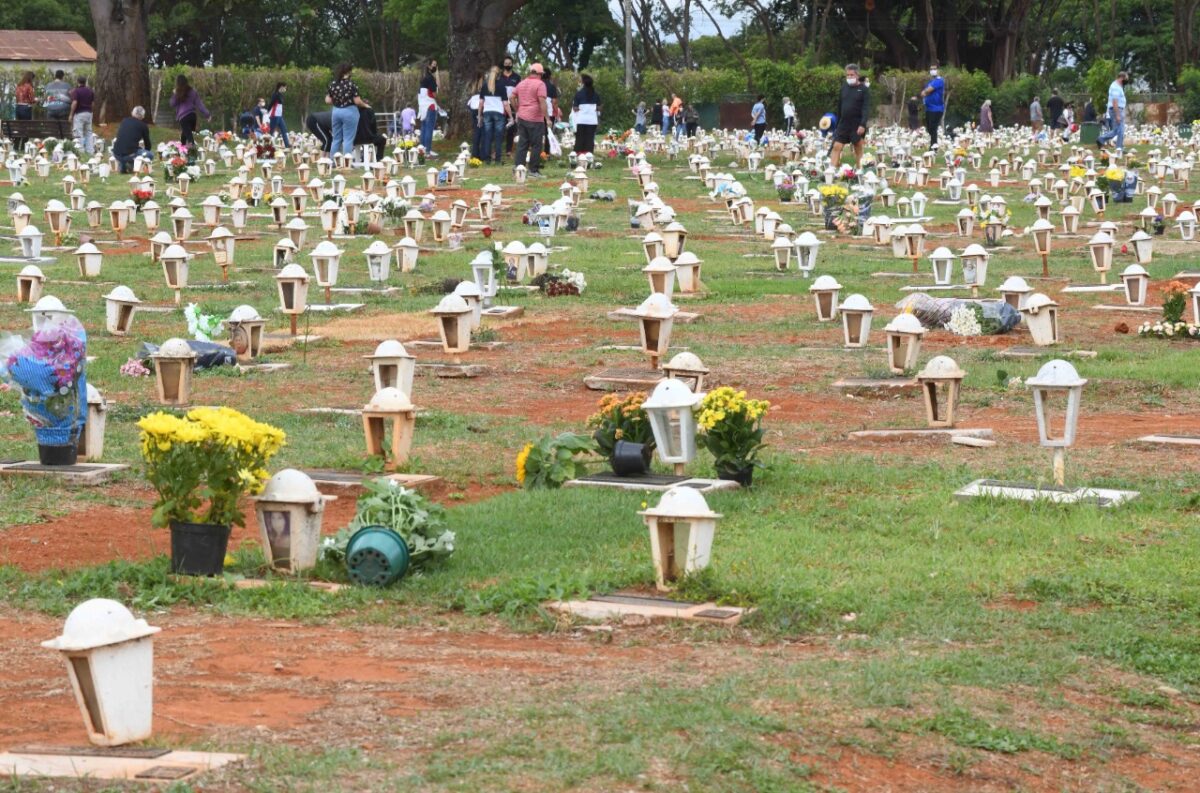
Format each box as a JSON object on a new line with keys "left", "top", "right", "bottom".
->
{"left": 150, "top": 66, "right": 423, "bottom": 131}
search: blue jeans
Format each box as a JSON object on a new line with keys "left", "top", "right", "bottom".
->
{"left": 481, "top": 111, "right": 505, "bottom": 162}
{"left": 420, "top": 107, "right": 437, "bottom": 151}
{"left": 1097, "top": 113, "right": 1125, "bottom": 150}
{"left": 116, "top": 149, "right": 150, "bottom": 174}
{"left": 331, "top": 105, "right": 359, "bottom": 155}
{"left": 269, "top": 115, "right": 290, "bottom": 148}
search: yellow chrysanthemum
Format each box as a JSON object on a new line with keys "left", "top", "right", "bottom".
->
{"left": 515, "top": 442, "right": 533, "bottom": 485}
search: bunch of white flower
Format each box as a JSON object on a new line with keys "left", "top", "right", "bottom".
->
{"left": 560, "top": 268, "right": 587, "bottom": 294}
{"left": 945, "top": 305, "right": 982, "bottom": 337}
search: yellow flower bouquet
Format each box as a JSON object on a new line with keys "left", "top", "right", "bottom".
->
{"left": 696, "top": 387, "right": 770, "bottom": 481}
{"left": 818, "top": 183, "right": 850, "bottom": 208}
{"left": 139, "top": 407, "right": 285, "bottom": 529}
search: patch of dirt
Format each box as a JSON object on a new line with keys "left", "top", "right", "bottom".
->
{"left": 0, "top": 608, "right": 705, "bottom": 747}
{"left": 0, "top": 479, "right": 504, "bottom": 574}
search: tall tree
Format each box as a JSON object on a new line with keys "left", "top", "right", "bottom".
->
{"left": 446, "top": 0, "right": 532, "bottom": 138}
{"left": 89, "top": 0, "right": 154, "bottom": 123}
{"left": 1175, "top": 0, "right": 1200, "bottom": 78}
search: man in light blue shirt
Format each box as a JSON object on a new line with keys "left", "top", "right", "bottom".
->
{"left": 1097, "top": 71, "right": 1128, "bottom": 151}
{"left": 751, "top": 95, "right": 767, "bottom": 143}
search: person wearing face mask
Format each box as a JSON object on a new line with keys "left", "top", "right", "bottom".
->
{"left": 418, "top": 58, "right": 440, "bottom": 155}
{"left": 499, "top": 57, "right": 521, "bottom": 156}
{"left": 830, "top": 64, "right": 869, "bottom": 168}
{"left": 920, "top": 64, "right": 945, "bottom": 147}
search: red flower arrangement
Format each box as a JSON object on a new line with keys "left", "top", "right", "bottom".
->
{"left": 130, "top": 189, "right": 154, "bottom": 209}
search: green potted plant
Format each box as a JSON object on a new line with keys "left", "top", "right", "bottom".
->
{"left": 516, "top": 432, "right": 595, "bottom": 488}
{"left": 586, "top": 392, "right": 656, "bottom": 476}
{"left": 696, "top": 387, "right": 770, "bottom": 486}
{"left": 319, "top": 478, "right": 455, "bottom": 586}
{"left": 138, "top": 407, "right": 286, "bottom": 575}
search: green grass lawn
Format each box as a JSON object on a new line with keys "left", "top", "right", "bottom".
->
{"left": 0, "top": 133, "right": 1198, "bottom": 791}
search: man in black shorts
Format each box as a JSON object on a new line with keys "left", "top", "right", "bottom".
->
{"left": 830, "top": 63, "right": 869, "bottom": 169}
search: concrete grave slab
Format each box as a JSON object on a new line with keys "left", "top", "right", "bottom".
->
{"left": 1061, "top": 283, "right": 1123, "bottom": 293}
{"left": 608, "top": 308, "right": 700, "bottom": 323}
{"left": 1136, "top": 434, "right": 1200, "bottom": 447}
{"left": 304, "top": 303, "right": 365, "bottom": 313}
{"left": 831, "top": 377, "right": 919, "bottom": 396}
{"left": 481, "top": 306, "right": 524, "bottom": 319}
{"left": 565, "top": 472, "right": 739, "bottom": 493}
{"left": 995, "top": 347, "right": 1096, "bottom": 359}
{"left": 0, "top": 748, "right": 243, "bottom": 782}
{"left": 1092, "top": 304, "right": 1162, "bottom": 313}
{"left": 849, "top": 428, "right": 993, "bottom": 440}
{"left": 584, "top": 367, "right": 665, "bottom": 391}
{"left": 415, "top": 362, "right": 487, "bottom": 377}
{"left": 954, "top": 478, "right": 1139, "bottom": 507}
{"left": 0, "top": 461, "right": 128, "bottom": 485}
{"left": 301, "top": 469, "right": 440, "bottom": 488}
{"left": 548, "top": 594, "right": 751, "bottom": 624}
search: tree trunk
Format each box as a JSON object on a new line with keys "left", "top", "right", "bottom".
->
{"left": 1175, "top": 0, "right": 1200, "bottom": 80}
{"left": 89, "top": 0, "right": 153, "bottom": 124}
{"left": 447, "top": 0, "right": 531, "bottom": 140}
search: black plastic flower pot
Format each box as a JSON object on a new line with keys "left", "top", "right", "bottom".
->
{"left": 716, "top": 464, "right": 754, "bottom": 487}
{"left": 169, "top": 521, "right": 231, "bottom": 576}
{"left": 37, "top": 443, "right": 78, "bottom": 466}
{"left": 611, "top": 440, "right": 652, "bottom": 477}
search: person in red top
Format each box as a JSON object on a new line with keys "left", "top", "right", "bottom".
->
{"left": 14, "top": 72, "right": 35, "bottom": 120}
{"left": 509, "top": 63, "right": 549, "bottom": 178}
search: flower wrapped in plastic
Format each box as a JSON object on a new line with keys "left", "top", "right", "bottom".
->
{"left": 0, "top": 315, "right": 88, "bottom": 447}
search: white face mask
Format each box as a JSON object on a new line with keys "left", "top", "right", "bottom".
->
{"left": 930, "top": 70, "right": 938, "bottom": 77}
{"left": 846, "top": 77, "right": 858, "bottom": 86}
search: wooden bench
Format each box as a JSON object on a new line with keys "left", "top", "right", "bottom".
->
{"left": 1, "top": 119, "right": 72, "bottom": 150}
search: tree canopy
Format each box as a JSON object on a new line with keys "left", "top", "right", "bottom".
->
{"left": 30, "top": 0, "right": 1200, "bottom": 92}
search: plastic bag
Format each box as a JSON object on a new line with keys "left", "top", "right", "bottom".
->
{"left": 139, "top": 340, "right": 237, "bottom": 370}
{"left": 895, "top": 294, "right": 1020, "bottom": 334}
{"left": 546, "top": 125, "right": 562, "bottom": 157}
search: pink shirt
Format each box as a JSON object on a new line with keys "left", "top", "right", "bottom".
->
{"left": 513, "top": 77, "right": 548, "bottom": 123}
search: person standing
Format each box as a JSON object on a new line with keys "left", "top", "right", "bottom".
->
{"left": 1046, "top": 89, "right": 1064, "bottom": 130}
{"left": 68, "top": 76, "right": 94, "bottom": 154}
{"left": 634, "top": 101, "right": 646, "bottom": 134}
{"left": 400, "top": 104, "right": 416, "bottom": 135}
{"left": 325, "top": 62, "right": 370, "bottom": 159}
{"left": 467, "top": 72, "right": 485, "bottom": 158}
{"left": 268, "top": 82, "right": 290, "bottom": 148}
{"left": 542, "top": 67, "right": 560, "bottom": 156}
{"left": 14, "top": 72, "right": 35, "bottom": 120}
{"left": 572, "top": 73, "right": 601, "bottom": 154}
{"left": 978, "top": 99, "right": 994, "bottom": 134}
{"left": 782, "top": 96, "right": 796, "bottom": 134}
{"left": 750, "top": 94, "right": 767, "bottom": 143}
{"left": 906, "top": 95, "right": 920, "bottom": 130}
{"left": 669, "top": 93, "right": 683, "bottom": 139}
{"left": 169, "top": 75, "right": 211, "bottom": 146}
{"left": 1029, "top": 95, "right": 1043, "bottom": 137}
{"left": 1083, "top": 98, "right": 1097, "bottom": 123}
{"left": 1097, "top": 71, "right": 1129, "bottom": 151}
{"left": 43, "top": 70, "right": 71, "bottom": 120}
{"left": 478, "top": 66, "right": 509, "bottom": 164}
{"left": 830, "top": 64, "right": 869, "bottom": 168}
{"left": 418, "top": 58, "right": 440, "bottom": 155}
{"left": 498, "top": 55, "right": 521, "bottom": 156}
{"left": 112, "top": 106, "right": 152, "bottom": 173}
{"left": 685, "top": 103, "right": 699, "bottom": 137}
{"left": 660, "top": 97, "right": 670, "bottom": 135}
{"left": 510, "top": 62, "right": 549, "bottom": 178}
{"left": 920, "top": 64, "right": 945, "bottom": 147}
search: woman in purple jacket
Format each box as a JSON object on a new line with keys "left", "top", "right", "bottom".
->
{"left": 169, "top": 74, "right": 211, "bottom": 145}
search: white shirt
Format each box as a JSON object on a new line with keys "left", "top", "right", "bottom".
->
{"left": 574, "top": 103, "right": 598, "bottom": 125}
{"left": 418, "top": 87, "right": 435, "bottom": 117}
{"left": 783, "top": 101, "right": 795, "bottom": 119}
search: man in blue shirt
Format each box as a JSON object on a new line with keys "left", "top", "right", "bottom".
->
{"left": 751, "top": 94, "right": 767, "bottom": 143}
{"left": 1097, "top": 71, "right": 1128, "bottom": 151}
{"left": 920, "top": 64, "right": 945, "bottom": 147}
